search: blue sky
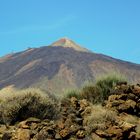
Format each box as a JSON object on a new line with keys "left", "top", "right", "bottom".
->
{"left": 0, "top": 0, "right": 140, "bottom": 63}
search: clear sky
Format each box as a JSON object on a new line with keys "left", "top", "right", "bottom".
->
{"left": 0, "top": 0, "right": 140, "bottom": 63}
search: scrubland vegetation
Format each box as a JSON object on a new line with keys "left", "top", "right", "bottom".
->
{"left": 0, "top": 88, "right": 58, "bottom": 125}
{"left": 1, "top": 74, "right": 140, "bottom": 139}
{"left": 66, "top": 73, "right": 126, "bottom": 103}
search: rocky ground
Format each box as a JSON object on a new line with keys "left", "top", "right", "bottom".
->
{"left": 1, "top": 83, "right": 140, "bottom": 140}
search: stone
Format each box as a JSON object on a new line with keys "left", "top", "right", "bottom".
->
{"left": 117, "top": 81, "right": 127, "bottom": 86}
{"left": 18, "top": 121, "right": 30, "bottom": 129}
{"left": 92, "top": 133, "right": 106, "bottom": 140}
{"left": 117, "top": 99, "right": 136, "bottom": 113}
{"left": 35, "top": 129, "right": 50, "bottom": 140}
{"left": 81, "top": 106, "right": 92, "bottom": 117}
{"left": 76, "top": 130, "right": 85, "bottom": 139}
{"left": 79, "top": 99, "right": 89, "bottom": 111}
{"left": 125, "top": 99, "right": 136, "bottom": 109}
{"left": 17, "top": 129, "right": 30, "bottom": 140}
{"left": 0, "top": 125, "right": 7, "bottom": 134}
{"left": 74, "top": 117, "right": 83, "bottom": 125}
{"left": 46, "top": 126, "right": 55, "bottom": 136}
{"left": 106, "top": 126, "right": 123, "bottom": 138}
{"left": 64, "top": 118, "right": 73, "bottom": 128}
{"left": 55, "top": 133, "right": 61, "bottom": 139}
{"left": 30, "top": 129, "right": 38, "bottom": 136}
{"left": 106, "top": 99, "right": 125, "bottom": 109}
{"left": 57, "top": 121, "right": 65, "bottom": 129}
{"left": 25, "top": 117, "right": 41, "bottom": 123}
{"left": 128, "top": 93, "right": 138, "bottom": 101}
{"left": 71, "top": 97, "right": 79, "bottom": 109}
{"left": 128, "top": 132, "right": 136, "bottom": 139}
{"left": 120, "top": 84, "right": 130, "bottom": 93}
{"left": 69, "top": 124, "right": 81, "bottom": 134}
{"left": 18, "top": 118, "right": 40, "bottom": 129}
{"left": 108, "top": 94, "right": 127, "bottom": 102}
{"left": 30, "top": 122, "right": 38, "bottom": 130}
{"left": 132, "top": 85, "right": 140, "bottom": 95}
{"left": 59, "top": 128, "right": 71, "bottom": 138}
{"left": 95, "top": 130, "right": 110, "bottom": 138}
{"left": 120, "top": 122, "right": 136, "bottom": 132}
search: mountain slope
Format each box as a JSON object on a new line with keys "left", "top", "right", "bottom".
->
{"left": 0, "top": 38, "right": 140, "bottom": 94}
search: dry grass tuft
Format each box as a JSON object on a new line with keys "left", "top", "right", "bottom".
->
{"left": 0, "top": 88, "right": 59, "bottom": 125}
{"left": 84, "top": 105, "right": 117, "bottom": 132}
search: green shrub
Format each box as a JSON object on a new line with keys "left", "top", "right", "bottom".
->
{"left": 64, "top": 74, "right": 127, "bottom": 104}
{"left": 80, "top": 85, "right": 99, "bottom": 104}
{"left": 66, "top": 90, "right": 81, "bottom": 100}
{"left": 95, "top": 74, "right": 126, "bottom": 103}
{"left": 0, "top": 89, "right": 58, "bottom": 125}
{"left": 65, "top": 86, "right": 99, "bottom": 103}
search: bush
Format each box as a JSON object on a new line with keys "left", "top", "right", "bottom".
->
{"left": 65, "top": 90, "right": 81, "bottom": 100}
{"left": 0, "top": 89, "right": 58, "bottom": 125}
{"left": 84, "top": 105, "right": 117, "bottom": 132}
{"left": 64, "top": 74, "right": 126, "bottom": 104}
{"left": 80, "top": 85, "right": 99, "bottom": 104}
{"left": 95, "top": 74, "right": 126, "bottom": 103}
{"left": 65, "top": 86, "right": 99, "bottom": 104}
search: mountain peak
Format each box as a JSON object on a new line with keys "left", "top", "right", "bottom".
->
{"left": 50, "top": 38, "right": 89, "bottom": 52}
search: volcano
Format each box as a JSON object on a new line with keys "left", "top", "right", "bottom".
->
{"left": 0, "top": 38, "right": 140, "bottom": 94}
